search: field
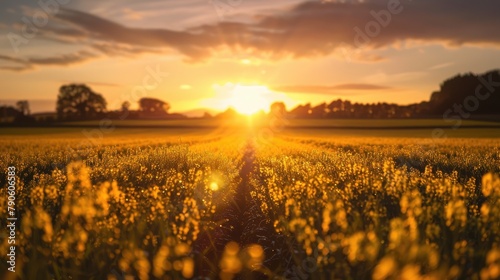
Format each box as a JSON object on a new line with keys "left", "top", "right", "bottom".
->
{"left": 1, "top": 124, "right": 500, "bottom": 280}
{"left": 32, "top": 118, "right": 500, "bottom": 129}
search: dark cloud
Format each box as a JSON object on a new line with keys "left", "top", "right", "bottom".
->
{"left": 0, "top": 51, "right": 99, "bottom": 71}
{"left": 28, "top": 50, "right": 96, "bottom": 65}
{"left": 271, "top": 84, "right": 392, "bottom": 95}
{"left": 0, "top": 54, "right": 23, "bottom": 63}
{"left": 2, "top": 0, "right": 500, "bottom": 70}
{"left": 0, "top": 65, "right": 33, "bottom": 72}
{"left": 54, "top": 8, "right": 214, "bottom": 61}
{"left": 90, "top": 42, "right": 165, "bottom": 57}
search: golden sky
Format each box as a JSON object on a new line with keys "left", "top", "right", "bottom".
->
{"left": 1, "top": 0, "right": 500, "bottom": 113}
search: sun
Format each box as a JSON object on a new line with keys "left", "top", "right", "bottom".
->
{"left": 226, "top": 84, "right": 271, "bottom": 115}
{"left": 204, "top": 83, "right": 297, "bottom": 115}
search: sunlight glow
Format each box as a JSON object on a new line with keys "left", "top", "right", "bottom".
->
{"left": 226, "top": 85, "right": 271, "bottom": 115}
{"left": 202, "top": 83, "right": 298, "bottom": 115}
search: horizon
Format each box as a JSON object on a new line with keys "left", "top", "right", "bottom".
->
{"left": 1, "top": 68, "right": 497, "bottom": 115}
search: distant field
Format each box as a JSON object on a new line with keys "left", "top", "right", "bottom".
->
{"left": 284, "top": 128, "right": 500, "bottom": 138}
{"left": 285, "top": 118, "right": 500, "bottom": 128}
{"left": 61, "top": 119, "right": 223, "bottom": 127}
{"left": 2, "top": 118, "right": 500, "bottom": 138}
{"left": 0, "top": 127, "right": 226, "bottom": 140}
{"left": 55, "top": 118, "right": 500, "bottom": 128}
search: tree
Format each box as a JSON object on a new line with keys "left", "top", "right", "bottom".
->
{"left": 270, "top": 102, "right": 286, "bottom": 117}
{"left": 289, "top": 103, "right": 311, "bottom": 118}
{"left": 139, "top": 98, "right": 170, "bottom": 117}
{"left": 57, "top": 84, "right": 107, "bottom": 120}
{"left": 429, "top": 70, "right": 500, "bottom": 115}
{"left": 215, "top": 108, "right": 240, "bottom": 119}
{"left": 121, "top": 101, "right": 131, "bottom": 112}
{"left": 16, "top": 100, "right": 30, "bottom": 116}
{"left": 0, "top": 106, "right": 21, "bottom": 123}
{"left": 310, "top": 103, "right": 327, "bottom": 118}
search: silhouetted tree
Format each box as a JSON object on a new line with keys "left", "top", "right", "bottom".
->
{"left": 16, "top": 100, "right": 30, "bottom": 116}
{"left": 310, "top": 103, "right": 327, "bottom": 118}
{"left": 270, "top": 102, "right": 287, "bottom": 117}
{"left": 0, "top": 106, "right": 21, "bottom": 123}
{"left": 57, "top": 84, "right": 107, "bottom": 120}
{"left": 289, "top": 103, "right": 311, "bottom": 118}
{"left": 327, "top": 99, "right": 342, "bottom": 117}
{"left": 215, "top": 108, "right": 241, "bottom": 119}
{"left": 121, "top": 101, "right": 131, "bottom": 112}
{"left": 139, "top": 98, "right": 170, "bottom": 117}
{"left": 429, "top": 70, "right": 500, "bottom": 115}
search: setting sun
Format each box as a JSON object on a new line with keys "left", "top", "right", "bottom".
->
{"left": 203, "top": 83, "right": 297, "bottom": 115}
{"left": 227, "top": 85, "right": 270, "bottom": 115}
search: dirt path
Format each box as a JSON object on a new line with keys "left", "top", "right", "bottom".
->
{"left": 192, "top": 138, "right": 294, "bottom": 279}
{"left": 192, "top": 139, "right": 254, "bottom": 277}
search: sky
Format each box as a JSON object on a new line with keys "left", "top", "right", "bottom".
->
{"left": 1, "top": 0, "right": 500, "bottom": 114}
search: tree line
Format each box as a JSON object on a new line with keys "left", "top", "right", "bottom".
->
{"left": 281, "top": 69, "right": 500, "bottom": 119}
{"left": 1, "top": 69, "right": 499, "bottom": 123}
{"left": 1, "top": 84, "right": 179, "bottom": 122}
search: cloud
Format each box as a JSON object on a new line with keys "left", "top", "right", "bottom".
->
{"left": 0, "top": 65, "right": 34, "bottom": 72}
{"left": 0, "top": 55, "right": 22, "bottom": 63}
{"left": 363, "top": 71, "right": 427, "bottom": 84}
{"left": 429, "top": 62, "right": 455, "bottom": 70}
{"left": 2, "top": 0, "right": 500, "bottom": 70}
{"left": 0, "top": 51, "right": 99, "bottom": 71}
{"left": 53, "top": 8, "right": 213, "bottom": 61}
{"left": 331, "top": 84, "right": 391, "bottom": 90}
{"left": 121, "top": 8, "right": 144, "bottom": 21}
{"left": 29, "top": 51, "right": 97, "bottom": 65}
{"left": 90, "top": 42, "right": 166, "bottom": 57}
{"left": 271, "top": 84, "right": 392, "bottom": 95}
